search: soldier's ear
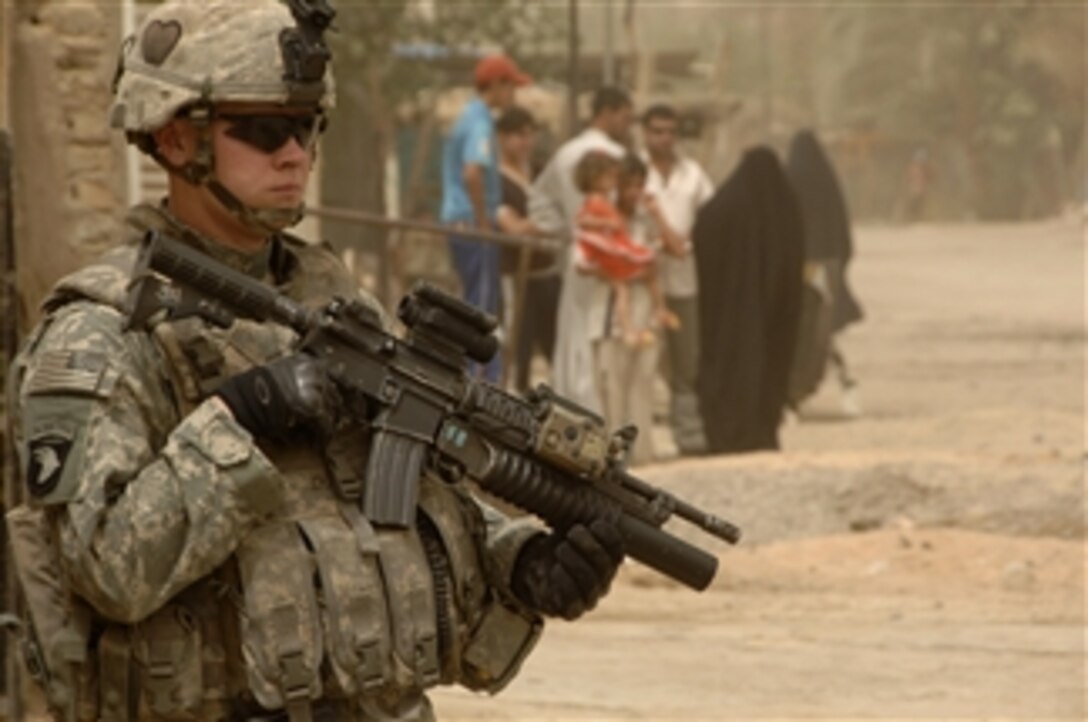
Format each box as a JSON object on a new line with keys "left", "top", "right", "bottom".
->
{"left": 152, "top": 119, "right": 196, "bottom": 166}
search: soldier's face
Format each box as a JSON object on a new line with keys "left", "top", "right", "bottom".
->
{"left": 211, "top": 104, "right": 317, "bottom": 211}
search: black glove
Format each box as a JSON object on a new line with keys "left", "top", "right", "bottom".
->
{"left": 215, "top": 353, "right": 339, "bottom": 441}
{"left": 511, "top": 518, "right": 625, "bottom": 621}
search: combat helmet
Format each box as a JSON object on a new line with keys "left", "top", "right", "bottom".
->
{"left": 110, "top": 0, "right": 336, "bottom": 232}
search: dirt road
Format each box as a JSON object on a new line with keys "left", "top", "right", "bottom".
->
{"left": 432, "top": 218, "right": 1086, "bottom": 720}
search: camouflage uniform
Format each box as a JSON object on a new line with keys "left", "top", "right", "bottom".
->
{"left": 7, "top": 203, "right": 544, "bottom": 722}
{"left": 5, "top": 0, "right": 630, "bottom": 716}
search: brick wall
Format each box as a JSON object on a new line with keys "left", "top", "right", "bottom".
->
{"left": 11, "top": 0, "right": 126, "bottom": 328}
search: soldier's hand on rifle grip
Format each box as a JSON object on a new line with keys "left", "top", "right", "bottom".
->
{"left": 215, "top": 353, "right": 340, "bottom": 441}
{"left": 511, "top": 518, "right": 625, "bottom": 621}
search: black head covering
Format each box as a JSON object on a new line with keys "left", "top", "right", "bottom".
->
{"left": 786, "top": 129, "right": 863, "bottom": 332}
{"left": 693, "top": 147, "right": 805, "bottom": 454}
{"left": 786, "top": 129, "right": 854, "bottom": 261}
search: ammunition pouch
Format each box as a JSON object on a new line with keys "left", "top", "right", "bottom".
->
{"left": 133, "top": 603, "right": 205, "bottom": 719}
{"left": 296, "top": 513, "right": 390, "bottom": 696}
{"left": 459, "top": 599, "right": 542, "bottom": 694}
{"left": 235, "top": 522, "right": 323, "bottom": 712}
{"left": 93, "top": 579, "right": 237, "bottom": 722}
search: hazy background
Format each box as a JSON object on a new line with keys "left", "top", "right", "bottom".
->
{"left": 322, "top": 0, "right": 1085, "bottom": 259}
{"left": 0, "top": 3, "right": 1084, "bottom": 718}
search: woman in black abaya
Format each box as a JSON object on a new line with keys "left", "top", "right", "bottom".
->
{"left": 692, "top": 147, "right": 805, "bottom": 453}
{"left": 785, "top": 129, "right": 864, "bottom": 410}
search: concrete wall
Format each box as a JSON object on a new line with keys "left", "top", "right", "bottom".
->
{"left": 11, "top": 0, "right": 127, "bottom": 328}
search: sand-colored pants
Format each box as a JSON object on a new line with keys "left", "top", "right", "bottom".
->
{"left": 593, "top": 337, "right": 659, "bottom": 467}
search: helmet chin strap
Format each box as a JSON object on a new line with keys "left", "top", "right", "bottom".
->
{"left": 206, "top": 179, "right": 305, "bottom": 234}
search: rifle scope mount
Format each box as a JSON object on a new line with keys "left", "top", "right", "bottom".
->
{"left": 397, "top": 282, "right": 500, "bottom": 365}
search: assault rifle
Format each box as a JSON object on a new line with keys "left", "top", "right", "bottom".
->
{"left": 124, "top": 232, "right": 741, "bottom": 591}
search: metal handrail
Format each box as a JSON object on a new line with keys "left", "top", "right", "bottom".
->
{"left": 306, "top": 205, "right": 562, "bottom": 252}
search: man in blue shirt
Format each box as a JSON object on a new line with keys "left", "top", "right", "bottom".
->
{"left": 441, "top": 54, "right": 530, "bottom": 382}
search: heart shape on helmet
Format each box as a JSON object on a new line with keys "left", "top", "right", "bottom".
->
{"left": 141, "top": 20, "right": 182, "bottom": 67}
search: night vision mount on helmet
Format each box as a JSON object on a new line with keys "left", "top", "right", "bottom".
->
{"left": 280, "top": 0, "right": 336, "bottom": 103}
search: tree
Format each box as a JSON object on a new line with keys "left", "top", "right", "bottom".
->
{"left": 817, "top": 3, "right": 1084, "bottom": 219}
{"left": 320, "top": 0, "right": 565, "bottom": 286}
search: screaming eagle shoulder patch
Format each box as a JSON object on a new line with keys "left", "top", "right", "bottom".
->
{"left": 26, "top": 435, "right": 74, "bottom": 499}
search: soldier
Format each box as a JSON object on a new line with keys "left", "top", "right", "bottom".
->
{"left": 4, "top": 2, "right": 623, "bottom": 721}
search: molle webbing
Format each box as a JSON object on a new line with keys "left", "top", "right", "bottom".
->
{"left": 151, "top": 319, "right": 227, "bottom": 413}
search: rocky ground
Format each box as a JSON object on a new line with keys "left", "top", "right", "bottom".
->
{"left": 432, "top": 217, "right": 1086, "bottom": 720}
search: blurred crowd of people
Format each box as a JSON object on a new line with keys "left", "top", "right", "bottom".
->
{"left": 439, "top": 54, "right": 864, "bottom": 466}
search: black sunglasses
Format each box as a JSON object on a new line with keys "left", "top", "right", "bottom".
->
{"left": 220, "top": 113, "right": 328, "bottom": 153}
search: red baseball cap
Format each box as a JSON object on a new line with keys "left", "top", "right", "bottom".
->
{"left": 474, "top": 54, "right": 532, "bottom": 88}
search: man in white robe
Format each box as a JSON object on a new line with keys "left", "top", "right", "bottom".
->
{"left": 528, "top": 87, "right": 634, "bottom": 413}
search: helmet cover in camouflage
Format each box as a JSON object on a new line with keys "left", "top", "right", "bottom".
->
{"left": 111, "top": 0, "right": 336, "bottom": 134}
